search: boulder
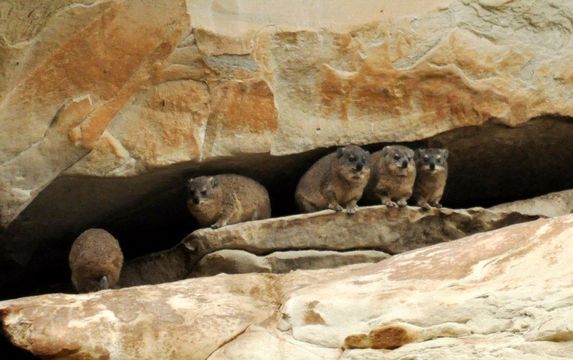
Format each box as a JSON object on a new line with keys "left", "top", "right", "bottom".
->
{"left": 3, "top": 214, "right": 573, "bottom": 359}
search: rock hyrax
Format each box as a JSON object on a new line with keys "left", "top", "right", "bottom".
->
{"left": 187, "top": 174, "right": 271, "bottom": 229}
{"left": 69, "top": 228, "right": 124, "bottom": 293}
{"left": 363, "top": 145, "right": 416, "bottom": 207}
{"left": 295, "top": 145, "right": 370, "bottom": 214}
{"left": 413, "top": 148, "right": 449, "bottom": 210}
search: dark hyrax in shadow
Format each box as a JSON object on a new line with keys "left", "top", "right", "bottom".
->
{"left": 413, "top": 148, "right": 449, "bottom": 210}
{"left": 295, "top": 145, "right": 370, "bottom": 214}
{"left": 69, "top": 228, "right": 124, "bottom": 293}
{"left": 363, "top": 145, "right": 416, "bottom": 207}
{"left": 187, "top": 174, "right": 271, "bottom": 229}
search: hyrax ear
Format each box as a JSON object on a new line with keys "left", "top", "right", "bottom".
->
{"left": 442, "top": 149, "right": 449, "bottom": 159}
{"left": 336, "top": 148, "right": 345, "bottom": 158}
{"left": 210, "top": 177, "right": 219, "bottom": 187}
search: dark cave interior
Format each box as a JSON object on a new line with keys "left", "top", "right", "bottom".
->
{"left": 1, "top": 116, "right": 573, "bottom": 303}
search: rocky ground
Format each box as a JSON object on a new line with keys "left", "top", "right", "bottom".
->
{"left": 3, "top": 214, "right": 573, "bottom": 359}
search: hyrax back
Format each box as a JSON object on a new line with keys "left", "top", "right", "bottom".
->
{"left": 363, "top": 145, "right": 416, "bottom": 207}
{"left": 413, "top": 148, "right": 449, "bottom": 210}
{"left": 69, "top": 228, "right": 123, "bottom": 293}
{"left": 295, "top": 145, "right": 370, "bottom": 214}
{"left": 187, "top": 174, "right": 271, "bottom": 229}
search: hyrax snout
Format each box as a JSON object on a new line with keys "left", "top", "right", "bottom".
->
{"left": 69, "top": 228, "right": 124, "bottom": 293}
{"left": 363, "top": 145, "right": 416, "bottom": 207}
{"left": 295, "top": 145, "right": 370, "bottom": 214}
{"left": 413, "top": 148, "right": 449, "bottom": 210}
{"left": 186, "top": 174, "right": 271, "bottom": 229}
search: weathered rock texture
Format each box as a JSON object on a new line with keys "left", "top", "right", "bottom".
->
{"left": 3, "top": 0, "right": 573, "bottom": 300}
{"left": 3, "top": 214, "right": 573, "bottom": 359}
{"left": 3, "top": 0, "right": 573, "bottom": 226}
{"left": 490, "top": 189, "right": 573, "bottom": 218}
{"left": 191, "top": 249, "right": 390, "bottom": 277}
{"left": 120, "top": 205, "right": 537, "bottom": 287}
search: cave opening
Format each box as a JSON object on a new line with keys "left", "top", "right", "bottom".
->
{"left": 1, "top": 116, "right": 573, "bottom": 301}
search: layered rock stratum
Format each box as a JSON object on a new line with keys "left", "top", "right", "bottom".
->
{"left": 2, "top": 215, "right": 573, "bottom": 359}
{"left": 3, "top": 0, "right": 573, "bottom": 228}
{"left": 3, "top": 0, "right": 573, "bottom": 298}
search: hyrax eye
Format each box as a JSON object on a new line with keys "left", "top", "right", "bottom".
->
{"left": 201, "top": 190, "right": 207, "bottom": 196}
{"left": 348, "top": 155, "right": 356, "bottom": 161}
{"left": 424, "top": 155, "right": 429, "bottom": 162}
{"left": 394, "top": 154, "right": 400, "bottom": 160}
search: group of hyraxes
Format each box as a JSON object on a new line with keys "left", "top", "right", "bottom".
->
{"left": 186, "top": 144, "right": 449, "bottom": 229}
{"left": 68, "top": 144, "right": 448, "bottom": 294}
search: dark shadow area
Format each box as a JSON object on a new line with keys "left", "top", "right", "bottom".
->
{"left": 0, "top": 148, "right": 329, "bottom": 300}
{"left": 428, "top": 116, "right": 573, "bottom": 207}
{"left": 0, "top": 331, "right": 38, "bottom": 359}
{"left": 0, "top": 116, "right": 572, "bottom": 301}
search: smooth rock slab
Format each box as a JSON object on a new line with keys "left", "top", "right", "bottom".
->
{"left": 183, "top": 205, "right": 538, "bottom": 258}
{"left": 490, "top": 189, "right": 573, "bottom": 218}
{"left": 121, "top": 205, "right": 538, "bottom": 286}
{"left": 2, "top": 215, "right": 573, "bottom": 359}
{"left": 190, "top": 249, "right": 390, "bottom": 277}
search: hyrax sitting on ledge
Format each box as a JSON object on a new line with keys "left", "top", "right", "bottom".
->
{"left": 187, "top": 174, "right": 271, "bottom": 229}
{"left": 413, "top": 148, "right": 449, "bottom": 210}
{"left": 295, "top": 145, "right": 370, "bottom": 214}
{"left": 363, "top": 145, "right": 416, "bottom": 207}
{"left": 69, "top": 228, "right": 124, "bottom": 293}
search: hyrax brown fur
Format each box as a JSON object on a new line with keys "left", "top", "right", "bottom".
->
{"left": 295, "top": 145, "right": 370, "bottom": 214}
{"left": 413, "top": 148, "right": 449, "bottom": 210}
{"left": 363, "top": 145, "right": 416, "bottom": 207}
{"left": 69, "top": 228, "right": 124, "bottom": 293}
{"left": 187, "top": 174, "right": 271, "bottom": 229}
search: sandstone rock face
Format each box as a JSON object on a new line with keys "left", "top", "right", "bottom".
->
{"left": 3, "top": 0, "right": 573, "bottom": 228}
{"left": 120, "top": 205, "right": 537, "bottom": 287}
{"left": 3, "top": 215, "right": 573, "bottom": 359}
{"left": 183, "top": 206, "right": 537, "bottom": 256}
{"left": 191, "top": 249, "right": 390, "bottom": 277}
{"left": 490, "top": 189, "right": 573, "bottom": 218}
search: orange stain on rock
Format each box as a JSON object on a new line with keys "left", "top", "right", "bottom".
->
{"left": 209, "top": 79, "right": 279, "bottom": 134}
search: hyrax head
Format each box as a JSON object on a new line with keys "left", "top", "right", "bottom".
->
{"left": 187, "top": 176, "right": 220, "bottom": 206}
{"left": 415, "top": 148, "right": 449, "bottom": 172}
{"left": 335, "top": 145, "right": 370, "bottom": 182}
{"left": 382, "top": 145, "right": 415, "bottom": 175}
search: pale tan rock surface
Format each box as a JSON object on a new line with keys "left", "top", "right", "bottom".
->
{"left": 490, "top": 189, "right": 573, "bottom": 218}
{"left": 3, "top": 215, "right": 573, "bottom": 359}
{"left": 190, "top": 249, "right": 390, "bottom": 277}
{"left": 120, "top": 205, "right": 537, "bottom": 287}
{"left": 183, "top": 206, "right": 538, "bottom": 256}
{"left": 3, "top": 0, "right": 573, "bottom": 228}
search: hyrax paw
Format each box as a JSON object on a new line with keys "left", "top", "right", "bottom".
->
{"left": 329, "top": 204, "right": 344, "bottom": 212}
{"left": 397, "top": 200, "right": 408, "bottom": 207}
{"left": 432, "top": 202, "right": 443, "bottom": 208}
{"left": 345, "top": 205, "right": 359, "bottom": 214}
{"left": 419, "top": 202, "right": 432, "bottom": 211}
{"left": 383, "top": 200, "right": 398, "bottom": 208}
{"left": 210, "top": 223, "right": 223, "bottom": 229}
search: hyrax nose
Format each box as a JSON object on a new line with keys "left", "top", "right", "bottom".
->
{"left": 356, "top": 163, "right": 364, "bottom": 171}
{"left": 430, "top": 163, "right": 436, "bottom": 170}
{"left": 401, "top": 160, "right": 408, "bottom": 169}
{"left": 192, "top": 195, "right": 200, "bottom": 204}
